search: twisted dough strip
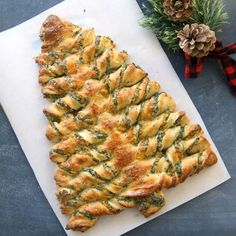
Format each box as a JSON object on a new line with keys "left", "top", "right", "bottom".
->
{"left": 43, "top": 63, "right": 148, "bottom": 120}
{"left": 45, "top": 90, "right": 172, "bottom": 143}
{"left": 36, "top": 17, "right": 126, "bottom": 96}
{"left": 37, "top": 47, "right": 127, "bottom": 91}
{"left": 54, "top": 120, "right": 208, "bottom": 197}
{"left": 44, "top": 63, "right": 156, "bottom": 141}
{"left": 66, "top": 190, "right": 165, "bottom": 232}
{"left": 52, "top": 112, "right": 213, "bottom": 232}
{"left": 49, "top": 111, "right": 189, "bottom": 203}
{"left": 51, "top": 111, "right": 187, "bottom": 169}
{"left": 53, "top": 111, "right": 209, "bottom": 208}
{"left": 52, "top": 111, "right": 216, "bottom": 231}
{"left": 49, "top": 109, "right": 188, "bottom": 165}
{"left": 61, "top": 148, "right": 215, "bottom": 231}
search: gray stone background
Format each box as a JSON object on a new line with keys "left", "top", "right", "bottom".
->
{"left": 0, "top": 0, "right": 235, "bottom": 235}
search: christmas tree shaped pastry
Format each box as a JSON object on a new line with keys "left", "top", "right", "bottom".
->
{"left": 36, "top": 15, "right": 217, "bottom": 232}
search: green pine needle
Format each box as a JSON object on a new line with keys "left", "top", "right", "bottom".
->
{"left": 140, "top": 0, "right": 229, "bottom": 52}
{"left": 190, "top": 0, "right": 229, "bottom": 31}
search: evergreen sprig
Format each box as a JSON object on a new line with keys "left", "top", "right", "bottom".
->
{"left": 140, "top": 0, "right": 229, "bottom": 52}
{"left": 191, "top": 0, "right": 228, "bottom": 31}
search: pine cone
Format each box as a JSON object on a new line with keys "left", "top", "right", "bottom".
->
{"left": 177, "top": 23, "right": 216, "bottom": 58}
{"left": 163, "top": 0, "right": 192, "bottom": 22}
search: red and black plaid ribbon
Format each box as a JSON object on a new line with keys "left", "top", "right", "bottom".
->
{"left": 185, "top": 40, "right": 236, "bottom": 95}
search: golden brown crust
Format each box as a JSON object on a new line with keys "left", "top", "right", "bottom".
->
{"left": 36, "top": 15, "right": 218, "bottom": 232}
{"left": 205, "top": 151, "right": 217, "bottom": 166}
{"left": 40, "top": 15, "right": 64, "bottom": 46}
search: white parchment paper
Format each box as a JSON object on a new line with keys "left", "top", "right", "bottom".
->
{"left": 0, "top": 0, "right": 230, "bottom": 235}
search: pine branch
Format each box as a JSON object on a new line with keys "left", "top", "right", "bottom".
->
{"left": 190, "top": 0, "right": 229, "bottom": 31}
{"left": 139, "top": 0, "right": 229, "bottom": 52}
{"left": 140, "top": 0, "right": 184, "bottom": 52}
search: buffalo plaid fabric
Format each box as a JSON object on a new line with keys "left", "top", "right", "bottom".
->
{"left": 184, "top": 40, "right": 236, "bottom": 95}
{"left": 184, "top": 54, "right": 204, "bottom": 79}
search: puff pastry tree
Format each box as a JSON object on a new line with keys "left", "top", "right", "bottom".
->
{"left": 36, "top": 15, "right": 217, "bottom": 232}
